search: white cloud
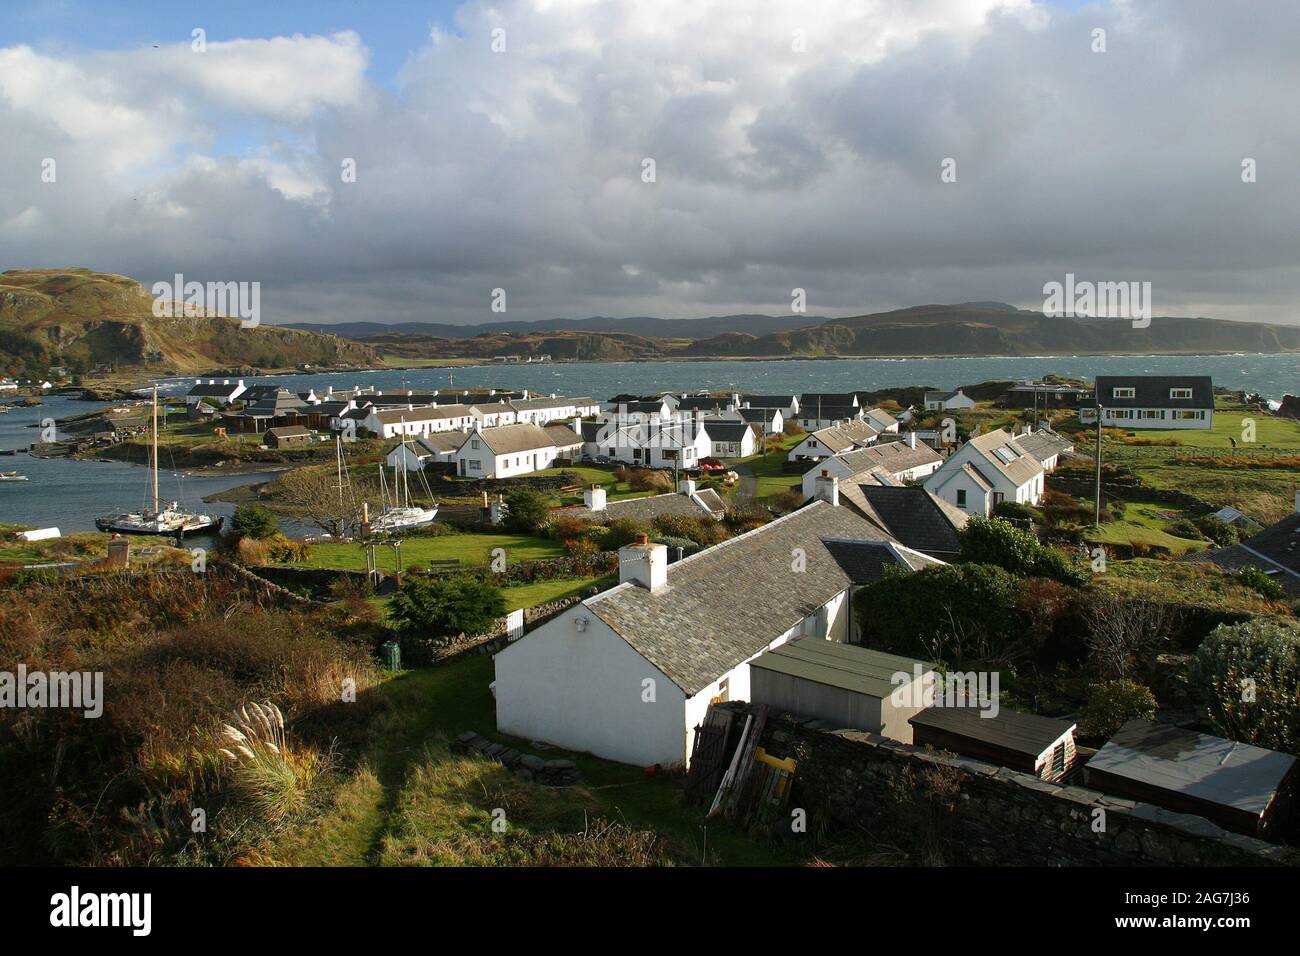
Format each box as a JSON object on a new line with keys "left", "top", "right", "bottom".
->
{"left": 0, "top": 0, "right": 1298, "bottom": 326}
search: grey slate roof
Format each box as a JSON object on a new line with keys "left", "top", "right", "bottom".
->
{"left": 842, "top": 485, "right": 970, "bottom": 556}
{"left": 806, "top": 421, "right": 879, "bottom": 453}
{"left": 542, "top": 424, "right": 583, "bottom": 447}
{"left": 909, "top": 706, "right": 1076, "bottom": 758}
{"left": 819, "top": 537, "right": 941, "bottom": 583}
{"left": 1086, "top": 720, "right": 1295, "bottom": 818}
{"left": 802, "top": 405, "right": 862, "bottom": 421}
{"left": 751, "top": 639, "right": 935, "bottom": 699}
{"left": 1186, "top": 512, "right": 1300, "bottom": 597}
{"left": 370, "top": 403, "right": 474, "bottom": 425}
{"left": 965, "top": 429, "right": 1043, "bottom": 487}
{"left": 1093, "top": 375, "right": 1213, "bottom": 409}
{"left": 586, "top": 501, "right": 888, "bottom": 695}
{"left": 863, "top": 407, "right": 898, "bottom": 430}
{"left": 556, "top": 489, "right": 723, "bottom": 523}
{"left": 187, "top": 381, "right": 243, "bottom": 397}
{"left": 801, "top": 393, "right": 859, "bottom": 407}
{"left": 742, "top": 395, "right": 796, "bottom": 408}
{"left": 835, "top": 439, "right": 942, "bottom": 476}
{"left": 700, "top": 419, "right": 753, "bottom": 442}
{"left": 925, "top": 389, "right": 962, "bottom": 403}
{"left": 1012, "top": 429, "right": 1075, "bottom": 464}
{"left": 472, "top": 422, "right": 562, "bottom": 455}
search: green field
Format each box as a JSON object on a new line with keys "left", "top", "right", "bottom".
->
{"left": 1081, "top": 501, "right": 1209, "bottom": 556}
{"left": 1110, "top": 409, "right": 1300, "bottom": 449}
{"left": 282, "top": 532, "right": 566, "bottom": 571}
{"left": 736, "top": 434, "right": 803, "bottom": 500}
{"left": 501, "top": 575, "right": 610, "bottom": 610}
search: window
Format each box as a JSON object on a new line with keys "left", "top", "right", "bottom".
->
{"left": 1111, "top": 387, "right": 1135, "bottom": 399}
{"left": 1169, "top": 387, "right": 1192, "bottom": 400}
{"left": 469, "top": 460, "right": 480, "bottom": 471}
{"left": 1051, "top": 742, "right": 1066, "bottom": 776}
{"left": 956, "top": 489, "right": 967, "bottom": 508}
{"left": 992, "top": 491, "right": 1005, "bottom": 506}
{"left": 470, "top": 439, "right": 479, "bottom": 449}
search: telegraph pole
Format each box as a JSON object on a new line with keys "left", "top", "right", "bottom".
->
{"left": 1094, "top": 404, "right": 1104, "bottom": 527}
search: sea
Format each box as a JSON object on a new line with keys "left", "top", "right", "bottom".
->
{"left": 1, "top": 353, "right": 1295, "bottom": 535}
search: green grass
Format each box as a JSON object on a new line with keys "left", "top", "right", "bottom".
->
{"left": 736, "top": 434, "right": 802, "bottom": 500}
{"left": 1081, "top": 501, "right": 1209, "bottom": 556}
{"left": 268, "top": 656, "right": 795, "bottom": 866}
{"left": 280, "top": 532, "right": 566, "bottom": 571}
{"left": 500, "top": 575, "right": 610, "bottom": 610}
{"left": 1110, "top": 409, "right": 1300, "bottom": 449}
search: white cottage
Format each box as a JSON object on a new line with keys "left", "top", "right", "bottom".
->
{"left": 455, "top": 422, "right": 581, "bottom": 478}
{"left": 923, "top": 428, "right": 1044, "bottom": 516}
{"left": 493, "top": 495, "right": 899, "bottom": 767}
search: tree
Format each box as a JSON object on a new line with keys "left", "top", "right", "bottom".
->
{"left": 1080, "top": 680, "right": 1157, "bottom": 739}
{"left": 502, "top": 488, "right": 549, "bottom": 534}
{"left": 270, "top": 465, "right": 355, "bottom": 539}
{"left": 958, "top": 516, "right": 1084, "bottom": 586}
{"left": 1192, "top": 619, "right": 1300, "bottom": 753}
{"left": 387, "top": 576, "right": 508, "bottom": 645}
{"left": 1081, "top": 593, "right": 1172, "bottom": 680}
{"left": 229, "top": 504, "right": 279, "bottom": 540}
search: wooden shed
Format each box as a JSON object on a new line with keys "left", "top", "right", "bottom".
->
{"left": 748, "top": 639, "right": 934, "bottom": 744}
{"left": 908, "top": 706, "right": 1078, "bottom": 781}
{"left": 1083, "top": 720, "right": 1297, "bottom": 838}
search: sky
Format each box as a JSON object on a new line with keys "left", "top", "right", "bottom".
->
{"left": 2, "top": 0, "right": 1299, "bottom": 327}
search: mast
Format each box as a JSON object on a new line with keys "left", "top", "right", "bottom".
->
{"left": 151, "top": 385, "right": 159, "bottom": 514}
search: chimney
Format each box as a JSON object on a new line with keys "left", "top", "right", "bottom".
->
{"left": 906, "top": 432, "right": 918, "bottom": 449}
{"left": 237, "top": 379, "right": 244, "bottom": 388}
{"left": 679, "top": 477, "right": 696, "bottom": 496}
{"left": 814, "top": 469, "right": 839, "bottom": 506}
{"left": 584, "top": 484, "right": 607, "bottom": 512}
{"left": 619, "top": 533, "right": 667, "bottom": 592}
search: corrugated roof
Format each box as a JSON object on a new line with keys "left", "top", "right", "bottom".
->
{"left": 751, "top": 638, "right": 934, "bottom": 699}
{"left": 910, "top": 705, "right": 1076, "bottom": 758}
{"left": 1086, "top": 720, "right": 1295, "bottom": 816}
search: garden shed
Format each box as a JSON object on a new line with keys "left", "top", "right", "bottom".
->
{"left": 908, "top": 706, "right": 1078, "bottom": 781}
{"left": 748, "top": 639, "right": 934, "bottom": 744}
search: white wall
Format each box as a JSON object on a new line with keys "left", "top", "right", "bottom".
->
{"left": 495, "top": 606, "right": 690, "bottom": 766}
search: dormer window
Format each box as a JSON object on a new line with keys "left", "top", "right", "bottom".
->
{"left": 1111, "top": 387, "right": 1135, "bottom": 399}
{"left": 1169, "top": 388, "right": 1192, "bottom": 400}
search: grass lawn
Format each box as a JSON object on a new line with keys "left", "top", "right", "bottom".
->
{"left": 1081, "top": 501, "right": 1209, "bottom": 556}
{"left": 432, "top": 465, "right": 655, "bottom": 507}
{"left": 268, "top": 656, "right": 796, "bottom": 866}
{"left": 500, "top": 574, "right": 611, "bottom": 610}
{"left": 737, "top": 434, "right": 803, "bottom": 500}
{"left": 280, "top": 532, "right": 566, "bottom": 571}
{"left": 1110, "top": 409, "right": 1300, "bottom": 449}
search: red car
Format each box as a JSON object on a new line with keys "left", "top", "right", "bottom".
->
{"left": 697, "top": 458, "right": 726, "bottom": 472}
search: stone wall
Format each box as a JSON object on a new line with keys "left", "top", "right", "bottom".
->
{"left": 426, "top": 596, "right": 583, "bottom": 664}
{"left": 719, "top": 703, "right": 1296, "bottom": 866}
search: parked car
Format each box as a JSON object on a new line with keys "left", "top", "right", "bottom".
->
{"left": 698, "top": 457, "right": 726, "bottom": 472}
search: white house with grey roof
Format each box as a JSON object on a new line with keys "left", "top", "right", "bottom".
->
{"left": 185, "top": 378, "right": 246, "bottom": 406}
{"left": 555, "top": 479, "right": 725, "bottom": 524}
{"left": 788, "top": 420, "right": 880, "bottom": 463}
{"left": 800, "top": 434, "right": 942, "bottom": 497}
{"left": 454, "top": 422, "right": 581, "bottom": 478}
{"left": 923, "top": 428, "right": 1045, "bottom": 516}
{"left": 1081, "top": 375, "right": 1214, "bottom": 429}
{"left": 493, "top": 493, "right": 907, "bottom": 767}
{"left": 924, "top": 388, "right": 976, "bottom": 411}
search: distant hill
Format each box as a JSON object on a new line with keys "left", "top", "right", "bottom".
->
{"left": 680, "top": 302, "right": 1300, "bottom": 357}
{"left": 285, "top": 313, "right": 828, "bottom": 340}
{"left": 0, "top": 269, "right": 378, "bottom": 376}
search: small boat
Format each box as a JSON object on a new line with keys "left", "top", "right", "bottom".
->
{"left": 96, "top": 386, "right": 223, "bottom": 536}
{"left": 0, "top": 448, "right": 17, "bottom": 455}
{"left": 0, "top": 471, "right": 28, "bottom": 481}
{"left": 370, "top": 432, "right": 438, "bottom": 532}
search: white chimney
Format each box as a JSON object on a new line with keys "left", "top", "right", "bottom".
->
{"left": 194, "top": 378, "right": 201, "bottom": 385}
{"left": 906, "top": 432, "right": 918, "bottom": 449}
{"left": 584, "top": 484, "right": 607, "bottom": 512}
{"left": 814, "top": 469, "right": 839, "bottom": 506}
{"left": 619, "top": 534, "right": 667, "bottom": 592}
{"left": 680, "top": 478, "right": 696, "bottom": 496}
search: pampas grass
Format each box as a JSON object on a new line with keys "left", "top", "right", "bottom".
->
{"left": 220, "top": 700, "right": 321, "bottom": 827}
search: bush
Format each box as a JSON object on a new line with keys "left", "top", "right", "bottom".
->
{"left": 854, "top": 563, "right": 1020, "bottom": 667}
{"left": 563, "top": 537, "right": 600, "bottom": 558}
{"left": 598, "top": 517, "right": 651, "bottom": 550}
{"left": 1030, "top": 547, "right": 1088, "bottom": 587}
{"left": 1236, "top": 566, "right": 1285, "bottom": 601}
{"left": 548, "top": 514, "right": 594, "bottom": 542}
{"left": 993, "top": 500, "right": 1042, "bottom": 524}
{"left": 1080, "top": 680, "right": 1157, "bottom": 739}
{"left": 387, "top": 576, "right": 508, "bottom": 646}
{"left": 501, "top": 488, "right": 549, "bottom": 534}
{"left": 1191, "top": 619, "right": 1300, "bottom": 753}
{"left": 1194, "top": 515, "right": 1240, "bottom": 547}
{"left": 958, "top": 517, "right": 1042, "bottom": 576}
{"left": 625, "top": 469, "right": 673, "bottom": 492}
{"left": 229, "top": 504, "right": 279, "bottom": 540}
{"left": 768, "top": 489, "right": 807, "bottom": 513}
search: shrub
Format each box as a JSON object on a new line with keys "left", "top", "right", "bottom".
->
{"left": 1194, "top": 515, "right": 1240, "bottom": 547}
{"left": 219, "top": 700, "right": 321, "bottom": 828}
{"left": 236, "top": 536, "right": 270, "bottom": 566}
{"left": 1236, "top": 566, "right": 1285, "bottom": 601}
{"left": 626, "top": 469, "right": 672, "bottom": 492}
{"left": 768, "top": 489, "right": 807, "bottom": 513}
{"left": 1082, "top": 593, "right": 1174, "bottom": 679}
{"left": 387, "top": 576, "right": 508, "bottom": 646}
{"left": 599, "top": 517, "right": 652, "bottom": 550}
{"left": 1030, "top": 548, "right": 1088, "bottom": 588}
{"left": 501, "top": 488, "right": 549, "bottom": 534}
{"left": 1191, "top": 619, "right": 1300, "bottom": 753}
{"left": 229, "top": 504, "right": 279, "bottom": 540}
{"left": 993, "top": 500, "right": 1042, "bottom": 524}
{"left": 548, "top": 514, "right": 594, "bottom": 541}
{"left": 1080, "top": 680, "right": 1157, "bottom": 739}
{"left": 854, "top": 563, "right": 1020, "bottom": 667}
{"left": 958, "top": 517, "right": 1042, "bottom": 576}
{"left": 563, "top": 537, "right": 599, "bottom": 558}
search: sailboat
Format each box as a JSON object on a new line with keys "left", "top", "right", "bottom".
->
{"left": 0, "top": 471, "right": 28, "bottom": 481}
{"left": 95, "top": 386, "right": 222, "bottom": 536}
{"left": 370, "top": 432, "right": 438, "bottom": 533}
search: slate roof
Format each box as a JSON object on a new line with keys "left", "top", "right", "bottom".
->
{"left": 841, "top": 485, "right": 970, "bottom": 555}
{"left": 819, "top": 537, "right": 942, "bottom": 583}
{"left": 801, "top": 393, "right": 859, "bottom": 407}
{"left": 802, "top": 405, "right": 862, "bottom": 421}
{"left": 924, "top": 389, "right": 962, "bottom": 403}
{"left": 266, "top": 425, "right": 311, "bottom": 438}
{"left": 965, "top": 429, "right": 1043, "bottom": 487}
{"left": 834, "top": 439, "right": 942, "bottom": 476}
{"left": 1093, "top": 375, "right": 1213, "bottom": 409}
{"left": 509, "top": 396, "right": 582, "bottom": 412}
{"left": 187, "top": 381, "right": 243, "bottom": 397}
{"left": 471, "top": 423, "right": 564, "bottom": 456}
{"left": 1012, "top": 428, "right": 1075, "bottom": 464}
{"left": 863, "top": 407, "right": 898, "bottom": 430}
{"left": 910, "top": 706, "right": 1076, "bottom": 758}
{"left": 414, "top": 432, "right": 468, "bottom": 455}
{"left": 676, "top": 396, "right": 733, "bottom": 413}
{"left": 751, "top": 639, "right": 935, "bottom": 699}
{"left": 805, "top": 421, "right": 879, "bottom": 454}
{"left": 1186, "top": 512, "right": 1300, "bottom": 596}
{"left": 542, "top": 424, "right": 583, "bottom": 447}
{"left": 742, "top": 395, "right": 797, "bottom": 408}
{"left": 1086, "top": 720, "right": 1296, "bottom": 818}
{"left": 586, "top": 501, "right": 887, "bottom": 695}
{"left": 700, "top": 419, "right": 753, "bottom": 442}
{"left": 734, "top": 407, "right": 781, "bottom": 425}
{"left": 243, "top": 389, "right": 308, "bottom": 416}
{"left": 557, "top": 488, "right": 725, "bottom": 523}
{"left": 370, "top": 404, "right": 474, "bottom": 425}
